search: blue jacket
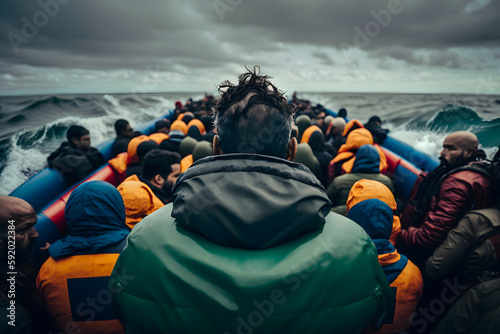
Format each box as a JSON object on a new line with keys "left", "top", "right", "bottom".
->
{"left": 39, "top": 181, "right": 129, "bottom": 333}
{"left": 49, "top": 181, "right": 129, "bottom": 260}
{"left": 352, "top": 144, "right": 380, "bottom": 173}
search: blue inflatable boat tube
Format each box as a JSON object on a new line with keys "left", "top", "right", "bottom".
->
{"left": 9, "top": 112, "right": 172, "bottom": 212}
{"left": 10, "top": 107, "right": 438, "bottom": 264}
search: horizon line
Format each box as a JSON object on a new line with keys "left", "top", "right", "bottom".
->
{"left": 1, "top": 90, "right": 500, "bottom": 99}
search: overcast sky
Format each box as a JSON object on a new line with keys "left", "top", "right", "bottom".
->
{"left": 1, "top": 0, "right": 500, "bottom": 96}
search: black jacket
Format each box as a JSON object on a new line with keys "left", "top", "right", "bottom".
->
{"left": 364, "top": 123, "right": 389, "bottom": 144}
{"left": 112, "top": 136, "right": 130, "bottom": 156}
{"left": 47, "top": 142, "right": 105, "bottom": 184}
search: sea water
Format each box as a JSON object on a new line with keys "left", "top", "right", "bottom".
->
{"left": 0, "top": 92, "right": 499, "bottom": 195}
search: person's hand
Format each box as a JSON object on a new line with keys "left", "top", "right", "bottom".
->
{"left": 40, "top": 242, "right": 51, "bottom": 251}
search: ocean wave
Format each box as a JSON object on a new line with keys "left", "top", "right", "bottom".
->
{"left": 0, "top": 138, "right": 48, "bottom": 196}
{"left": 8, "top": 114, "right": 26, "bottom": 123}
{"left": 2, "top": 92, "right": 499, "bottom": 195}
{"left": 22, "top": 95, "right": 92, "bottom": 112}
{"left": 405, "top": 104, "right": 500, "bottom": 148}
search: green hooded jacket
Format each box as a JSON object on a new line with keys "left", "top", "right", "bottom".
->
{"left": 111, "top": 154, "right": 395, "bottom": 333}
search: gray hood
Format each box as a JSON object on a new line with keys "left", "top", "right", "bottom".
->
{"left": 171, "top": 153, "right": 331, "bottom": 249}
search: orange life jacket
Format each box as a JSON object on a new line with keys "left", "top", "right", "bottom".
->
{"left": 187, "top": 119, "right": 206, "bottom": 136}
{"left": 369, "top": 252, "right": 423, "bottom": 333}
{"left": 36, "top": 246, "right": 126, "bottom": 334}
{"left": 117, "top": 176, "right": 164, "bottom": 229}
{"left": 300, "top": 125, "right": 323, "bottom": 144}
{"left": 127, "top": 135, "right": 150, "bottom": 164}
{"left": 342, "top": 119, "right": 364, "bottom": 137}
{"left": 347, "top": 179, "right": 400, "bottom": 248}
{"left": 331, "top": 129, "right": 388, "bottom": 176}
{"left": 180, "top": 154, "right": 194, "bottom": 174}
{"left": 171, "top": 120, "right": 188, "bottom": 135}
{"left": 149, "top": 133, "right": 169, "bottom": 145}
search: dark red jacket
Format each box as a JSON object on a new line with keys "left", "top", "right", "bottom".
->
{"left": 400, "top": 169, "right": 492, "bottom": 249}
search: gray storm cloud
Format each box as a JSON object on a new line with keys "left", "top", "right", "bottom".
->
{"left": 0, "top": 0, "right": 499, "bottom": 94}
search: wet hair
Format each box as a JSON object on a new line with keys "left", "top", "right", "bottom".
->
{"left": 136, "top": 140, "right": 159, "bottom": 161}
{"left": 200, "top": 116, "right": 214, "bottom": 132}
{"left": 214, "top": 66, "right": 296, "bottom": 159}
{"left": 155, "top": 120, "right": 170, "bottom": 132}
{"left": 187, "top": 126, "right": 203, "bottom": 141}
{"left": 338, "top": 108, "right": 347, "bottom": 118}
{"left": 132, "top": 131, "right": 143, "bottom": 138}
{"left": 367, "top": 116, "right": 382, "bottom": 125}
{"left": 182, "top": 114, "right": 194, "bottom": 125}
{"left": 66, "top": 125, "right": 89, "bottom": 147}
{"left": 114, "top": 119, "right": 129, "bottom": 136}
{"left": 142, "top": 149, "right": 181, "bottom": 180}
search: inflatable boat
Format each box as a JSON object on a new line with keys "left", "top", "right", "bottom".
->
{"left": 8, "top": 107, "right": 439, "bottom": 262}
{"left": 9, "top": 111, "right": 172, "bottom": 259}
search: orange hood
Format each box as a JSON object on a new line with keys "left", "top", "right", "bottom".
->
{"left": 347, "top": 179, "right": 400, "bottom": 246}
{"left": 108, "top": 152, "right": 129, "bottom": 173}
{"left": 180, "top": 154, "right": 194, "bottom": 173}
{"left": 149, "top": 133, "right": 169, "bottom": 145}
{"left": 337, "top": 128, "right": 373, "bottom": 154}
{"left": 171, "top": 120, "right": 188, "bottom": 135}
{"left": 187, "top": 119, "right": 206, "bottom": 135}
{"left": 342, "top": 119, "right": 364, "bottom": 137}
{"left": 333, "top": 129, "right": 387, "bottom": 174}
{"left": 117, "top": 175, "right": 164, "bottom": 229}
{"left": 127, "top": 135, "right": 150, "bottom": 164}
{"left": 346, "top": 179, "right": 397, "bottom": 213}
{"left": 300, "top": 125, "right": 323, "bottom": 144}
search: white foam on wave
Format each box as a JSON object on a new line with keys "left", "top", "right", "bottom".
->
{"left": 387, "top": 122, "right": 499, "bottom": 160}
{"left": 387, "top": 123, "right": 446, "bottom": 158}
{"left": 1, "top": 94, "right": 176, "bottom": 195}
{"left": 1, "top": 115, "right": 127, "bottom": 195}
{"left": 484, "top": 146, "right": 499, "bottom": 159}
{"left": 103, "top": 94, "right": 120, "bottom": 107}
{"left": 49, "top": 115, "right": 116, "bottom": 146}
{"left": 0, "top": 141, "right": 47, "bottom": 195}
{"left": 102, "top": 94, "right": 171, "bottom": 128}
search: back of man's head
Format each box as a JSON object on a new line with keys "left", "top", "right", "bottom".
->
{"left": 115, "top": 119, "right": 130, "bottom": 136}
{"left": 214, "top": 66, "right": 296, "bottom": 159}
{"left": 367, "top": 116, "right": 382, "bottom": 126}
{"left": 200, "top": 116, "right": 214, "bottom": 133}
{"left": 66, "top": 125, "right": 89, "bottom": 146}
{"left": 143, "top": 149, "right": 181, "bottom": 181}
{"left": 155, "top": 120, "right": 170, "bottom": 133}
{"left": 448, "top": 131, "right": 478, "bottom": 151}
{"left": 137, "top": 140, "right": 159, "bottom": 161}
{"left": 331, "top": 117, "right": 346, "bottom": 136}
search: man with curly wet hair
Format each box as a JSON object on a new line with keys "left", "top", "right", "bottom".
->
{"left": 213, "top": 66, "right": 296, "bottom": 158}
{"left": 111, "top": 66, "right": 394, "bottom": 333}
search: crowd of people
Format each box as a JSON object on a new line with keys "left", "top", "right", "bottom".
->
{"left": 1, "top": 67, "right": 500, "bottom": 333}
